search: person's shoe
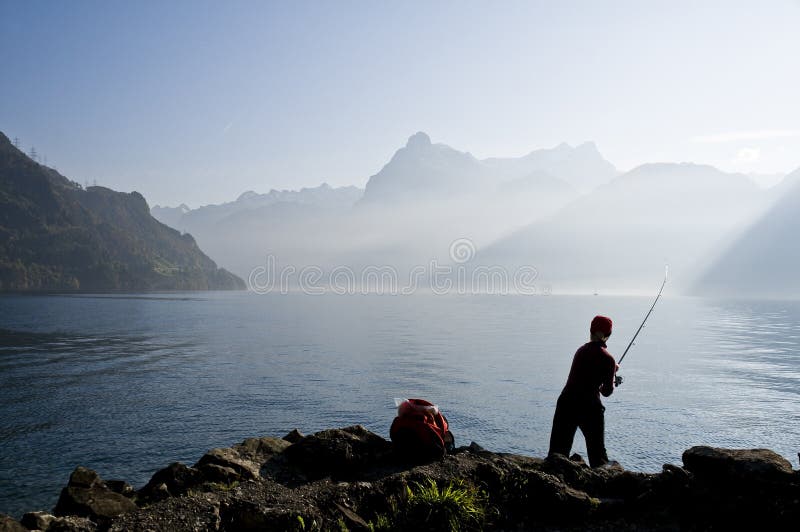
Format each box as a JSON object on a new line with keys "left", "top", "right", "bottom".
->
{"left": 598, "top": 460, "right": 623, "bottom": 471}
{"left": 569, "top": 453, "right": 586, "bottom": 465}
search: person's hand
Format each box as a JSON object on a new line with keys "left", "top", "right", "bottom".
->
{"left": 615, "top": 375, "right": 623, "bottom": 387}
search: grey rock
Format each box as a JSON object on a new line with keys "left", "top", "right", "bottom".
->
{"left": 683, "top": 446, "right": 794, "bottom": 482}
{"left": 543, "top": 452, "right": 590, "bottom": 482}
{"left": 234, "top": 436, "right": 290, "bottom": 460}
{"left": 54, "top": 486, "right": 137, "bottom": 524}
{"left": 0, "top": 514, "right": 27, "bottom": 532}
{"left": 138, "top": 462, "right": 204, "bottom": 502}
{"left": 195, "top": 447, "right": 259, "bottom": 480}
{"left": 54, "top": 467, "right": 137, "bottom": 526}
{"left": 511, "top": 469, "right": 599, "bottom": 521}
{"left": 468, "top": 441, "right": 486, "bottom": 453}
{"left": 67, "top": 467, "right": 100, "bottom": 489}
{"left": 284, "top": 425, "right": 392, "bottom": 480}
{"left": 196, "top": 463, "right": 241, "bottom": 484}
{"left": 11, "top": 429, "right": 800, "bottom": 531}
{"left": 282, "top": 429, "right": 305, "bottom": 444}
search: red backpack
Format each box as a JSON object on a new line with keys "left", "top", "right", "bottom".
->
{"left": 390, "top": 398, "right": 455, "bottom": 461}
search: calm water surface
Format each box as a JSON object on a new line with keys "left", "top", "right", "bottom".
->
{"left": 1, "top": 292, "right": 799, "bottom": 517}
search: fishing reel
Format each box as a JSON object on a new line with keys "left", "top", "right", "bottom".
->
{"left": 615, "top": 375, "right": 623, "bottom": 387}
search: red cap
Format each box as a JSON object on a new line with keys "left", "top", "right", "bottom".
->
{"left": 590, "top": 315, "right": 613, "bottom": 336}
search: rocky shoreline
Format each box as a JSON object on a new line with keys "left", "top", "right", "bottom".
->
{"left": 2, "top": 425, "right": 798, "bottom": 531}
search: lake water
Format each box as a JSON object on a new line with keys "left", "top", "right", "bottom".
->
{"left": 1, "top": 292, "right": 799, "bottom": 517}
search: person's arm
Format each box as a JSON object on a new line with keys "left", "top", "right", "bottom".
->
{"left": 599, "top": 352, "right": 616, "bottom": 397}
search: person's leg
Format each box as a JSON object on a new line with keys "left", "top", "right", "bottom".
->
{"left": 548, "top": 395, "right": 578, "bottom": 458}
{"left": 579, "top": 403, "right": 609, "bottom": 467}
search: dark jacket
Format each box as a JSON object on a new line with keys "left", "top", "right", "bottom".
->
{"left": 562, "top": 340, "right": 617, "bottom": 400}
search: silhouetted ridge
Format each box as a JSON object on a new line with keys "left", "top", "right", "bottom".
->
{"left": 0, "top": 131, "right": 245, "bottom": 291}
{"left": 694, "top": 166, "right": 800, "bottom": 298}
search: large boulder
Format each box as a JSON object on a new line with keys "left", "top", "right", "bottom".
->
{"left": 282, "top": 429, "right": 305, "bottom": 444}
{"left": 679, "top": 447, "right": 799, "bottom": 529}
{"left": 53, "top": 467, "right": 137, "bottom": 526}
{"left": 541, "top": 453, "right": 594, "bottom": 487}
{"left": 283, "top": 426, "right": 393, "bottom": 480}
{"left": 682, "top": 446, "right": 794, "bottom": 483}
{"left": 137, "top": 462, "right": 205, "bottom": 503}
{"left": 138, "top": 437, "right": 292, "bottom": 504}
{"left": 518, "top": 470, "right": 600, "bottom": 524}
{"left": 65, "top": 467, "right": 100, "bottom": 489}
{"left": 196, "top": 447, "right": 261, "bottom": 482}
{"left": 233, "top": 436, "right": 291, "bottom": 461}
{"left": 194, "top": 436, "right": 291, "bottom": 484}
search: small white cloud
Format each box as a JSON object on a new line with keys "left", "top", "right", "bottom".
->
{"left": 222, "top": 122, "right": 234, "bottom": 135}
{"left": 691, "top": 130, "right": 800, "bottom": 143}
{"left": 734, "top": 147, "right": 761, "bottom": 164}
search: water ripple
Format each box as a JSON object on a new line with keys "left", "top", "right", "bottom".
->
{"left": 2, "top": 294, "right": 800, "bottom": 518}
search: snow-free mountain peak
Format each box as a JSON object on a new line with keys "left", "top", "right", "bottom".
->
{"left": 481, "top": 140, "right": 617, "bottom": 193}
{"left": 406, "top": 131, "right": 432, "bottom": 150}
{"left": 575, "top": 140, "right": 599, "bottom": 153}
{"left": 360, "top": 132, "right": 487, "bottom": 204}
{"left": 237, "top": 190, "right": 260, "bottom": 201}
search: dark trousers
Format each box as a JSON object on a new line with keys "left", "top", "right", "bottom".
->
{"left": 548, "top": 393, "right": 608, "bottom": 467}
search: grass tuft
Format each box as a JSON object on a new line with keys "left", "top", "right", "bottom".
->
{"left": 369, "top": 478, "right": 488, "bottom": 531}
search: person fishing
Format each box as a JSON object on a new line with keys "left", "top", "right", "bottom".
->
{"left": 547, "top": 315, "right": 621, "bottom": 468}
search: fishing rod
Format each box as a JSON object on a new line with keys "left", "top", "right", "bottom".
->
{"left": 618, "top": 265, "right": 669, "bottom": 366}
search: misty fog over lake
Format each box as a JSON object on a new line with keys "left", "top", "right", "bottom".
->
{"left": 150, "top": 132, "right": 800, "bottom": 298}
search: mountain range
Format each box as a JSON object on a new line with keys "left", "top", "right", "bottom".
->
{"left": 149, "top": 132, "right": 799, "bottom": 296}
{"left": 482, "top": 162, "right": 777, "bottom": 292}
{"left": 359, "top": 131, "right": 615, "bottom": 204}
{"left": 4, "top": 124, "right": 796, "bottom": 296}
{"left": 0, "top": 132, "right": 244, "bottom": 291}
{"left": 152, "top": 183, "right": 363, "bottom": 232}
{"left": 150, "top": 132, "right": 609, "bottom": 279}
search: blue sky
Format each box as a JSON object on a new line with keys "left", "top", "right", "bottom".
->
{"left": 2, "top": 0, "right": 799, "bottom": 206}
